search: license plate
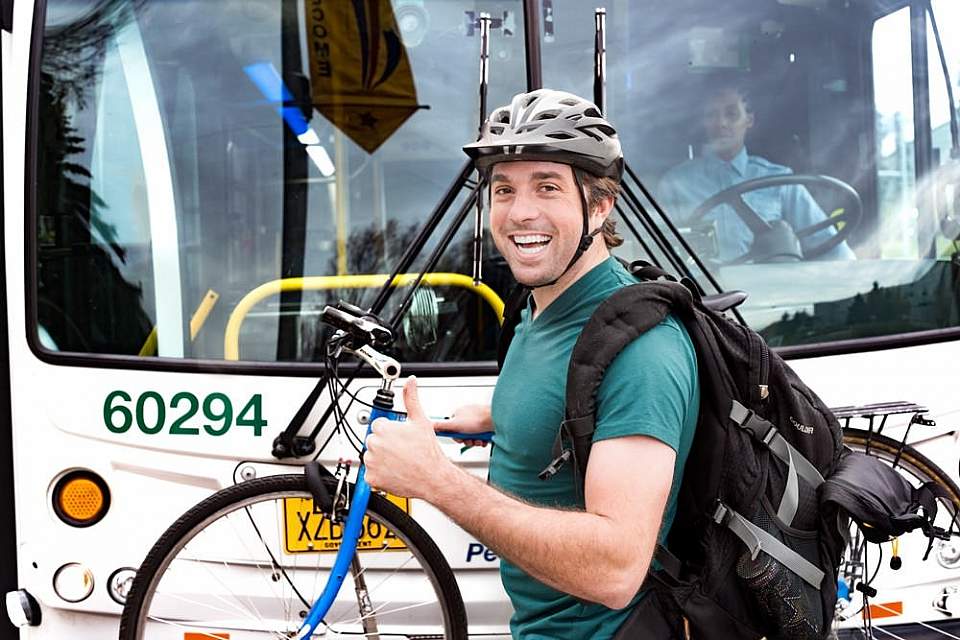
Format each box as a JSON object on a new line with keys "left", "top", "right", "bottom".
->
{"left": 283, "top": 495, "right": 410, "bottom": 553}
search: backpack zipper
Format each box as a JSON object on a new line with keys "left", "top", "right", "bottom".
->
{"left": 751, "top": 332, "right": 771, "bottom": 405}
{"left": 759, "top": 342, "right": 770, "bottom": 403}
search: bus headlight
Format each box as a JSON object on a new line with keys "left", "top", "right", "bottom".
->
{"left": 53, "top": 563, "right": 94, "bottom": 603}
{"left": 52, "top": 470, "right": 110, "bottom": 527}
{"left": 108, "top": 568, "right": 137, "bottom": 605}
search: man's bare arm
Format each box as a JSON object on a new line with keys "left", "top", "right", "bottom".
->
{"left": 366, "top": 383, "right": 676, "bottom": 611}
{"left": 429, "top": 435, "right": 673, "bottom": 608}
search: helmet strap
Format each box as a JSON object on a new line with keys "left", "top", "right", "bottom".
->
{"left": 530, "top": 171, "right": 600, "bottom": 289}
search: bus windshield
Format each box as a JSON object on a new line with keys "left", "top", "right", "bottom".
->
{"left": 541, "top": 0, "right": 960, "bottom": 349}
{"left": 33, "top": 0, "right": 960, "bottom": 363}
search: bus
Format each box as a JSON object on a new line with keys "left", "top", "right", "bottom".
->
{"left": 2, "top": 0, "right": 960, "bottom": 637}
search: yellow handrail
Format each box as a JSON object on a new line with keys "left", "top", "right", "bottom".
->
{"left": 224, "top": 273, "right": 505, "bottom": 360}
{"left": 139, "top": 289, "right": 220, "bottom": 356}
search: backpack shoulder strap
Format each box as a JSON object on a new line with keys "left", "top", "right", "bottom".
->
{"left": 627, "top": 260, "right": 676, "bottom": 283}
{"left": 497, "top": 284, "right": 530, "bottom": 370}
{"left": 543, "top": 281, "right": 696, "bottom": 498}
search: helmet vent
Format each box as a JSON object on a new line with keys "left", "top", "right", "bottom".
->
{"left": 463, "top": 89, "right": 623, "bottom": 180}
{"left": 534, "top": 110, "right": 560, "bottom": 121}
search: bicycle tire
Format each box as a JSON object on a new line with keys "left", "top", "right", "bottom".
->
{"left": 836, "top": 429, "right": 960, "bottom": 635}
{"left": 119, "top": 474, "right": 468, "bottom": 639}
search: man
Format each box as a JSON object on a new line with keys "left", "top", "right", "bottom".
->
{"left": 363, "top": 89, "right": 699, "bottom": 638}
{"left": 658, "top": 85, "right": 855, "bottom": 262}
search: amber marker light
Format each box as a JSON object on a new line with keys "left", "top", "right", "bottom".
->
{"left": 52, "top": 470, "right": 110, "bottom": 527}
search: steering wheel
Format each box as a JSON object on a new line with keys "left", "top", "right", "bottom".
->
{"left": 689, "top": 174, "right": 862, "bottom": 262}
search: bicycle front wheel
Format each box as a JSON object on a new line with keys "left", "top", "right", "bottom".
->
{"left": 119, "top": 474, "right": 468, "bottom": 639}
{"left": 836, "top": 430, "right": 960, "bottom": 633}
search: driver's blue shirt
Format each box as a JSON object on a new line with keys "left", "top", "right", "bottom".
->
{"left": 658, "top": 147, "right": 855, "bottom": 261}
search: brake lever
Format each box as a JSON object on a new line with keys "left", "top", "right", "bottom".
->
{"left": 326, "top": 331, "right": 349, "bottom": 359}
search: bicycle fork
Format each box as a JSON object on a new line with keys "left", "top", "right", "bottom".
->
{"left": 297, "top": 384, "right": 401, "bottom": 639}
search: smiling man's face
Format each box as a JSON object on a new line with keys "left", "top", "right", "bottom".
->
{"left": 488, "top": 161, "right": 586, "bottom": 288}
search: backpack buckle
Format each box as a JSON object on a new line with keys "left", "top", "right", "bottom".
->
{"left": 712, "top": 502, "right": 730, "bottom": 525}
{"left": 730, "top": 400, "right": 778, "bottom": 445}
{"left": 760, "top": 424, "right": 779, "bottom": 446}
{"left": 539, "top": 449, "right": 572, "bottom": 480}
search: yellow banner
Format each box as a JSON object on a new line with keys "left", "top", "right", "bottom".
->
{"left": 306, "top": 0, "right": 420, "bottom": 153}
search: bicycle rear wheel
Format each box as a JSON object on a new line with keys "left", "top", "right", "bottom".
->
{"left": 119, "top": 474, "right": 468, "bottom": 639}
{"left": 836, "top": 429, "right": 960, "bottom": 636}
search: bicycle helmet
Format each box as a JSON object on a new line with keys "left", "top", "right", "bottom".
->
{"left": 463, "top": 89, "right": 624, "bottom": 179}
{"left": 463, "top": 89, "right": 624, "bottom": 287}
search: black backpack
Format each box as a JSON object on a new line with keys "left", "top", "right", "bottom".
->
{"left": 496, "top": 262, "right": 945, "bottom": 640}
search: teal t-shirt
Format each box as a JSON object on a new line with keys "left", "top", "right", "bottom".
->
{"left": 489, "top": 257, "right": 700, "bottom": 640}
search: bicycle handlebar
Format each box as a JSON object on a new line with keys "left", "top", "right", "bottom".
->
{"left": 322, "top": 304, "right": 393, "bottom": 348}
{"left": 436, "top": 430, "right": 494, "bottom": 442}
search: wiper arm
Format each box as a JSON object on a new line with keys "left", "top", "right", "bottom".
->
{"left": 927, "top": 0, "right": 960, "bottom": 159}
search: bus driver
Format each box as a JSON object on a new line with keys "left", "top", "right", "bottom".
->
{"left": 658, "top": 85, "right": 856, "bottom": 263}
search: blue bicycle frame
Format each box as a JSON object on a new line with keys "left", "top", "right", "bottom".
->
{"left": 296, "top": 402, "right": 401, "bottom": 636}
{"left": 295, "top": 396, "right": 494, "bottom": 637}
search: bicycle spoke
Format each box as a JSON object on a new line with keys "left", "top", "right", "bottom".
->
{"left": 156, "top": 539, "right": 272, "bottom": 628}
{"left": 221, "top": 511, "right": 293, "bottom": 616}
{"left": 275, "top": 498, "right": 293, "bottom": 625}
{"left": 327, "top": 538, "right": 418, "bottom": 627}
{"left": 158, "top": 566, "right": 263, "bottom": 622}
{"left": 335, "top": 598, "right": 446, "bottom": 628}
{"left": 122, "top": 479, "right": 465, "bottom": 639}
{"left": 148, "top": 588, "right": 275, "bottom": 632}
{"left": 240, "top": 501, "right": 311, "bottom": 609}
{"left": 870, "top": 610, "right": 960, "bottom": 640}
{"left": 145, "top": 613, "right": 288, "bottom": 639}
{"left": 872, "top": 625, "right": 908, "bottom": 639}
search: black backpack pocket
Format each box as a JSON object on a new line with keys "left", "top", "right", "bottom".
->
{"left": 615, "top": 570, "right": 767, "bottom": 640}
{"left": 612, "top": 587, "right": 686, "bottom": 639}
{"left": 723, "top": 453, "right": 838, "bottom": 640}
{"left": 734, "top": 502, "right": 830, "bottom": 640}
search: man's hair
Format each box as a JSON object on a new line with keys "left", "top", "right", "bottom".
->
{"left": 574, "top": 168, "right": 623, "bottom": 248}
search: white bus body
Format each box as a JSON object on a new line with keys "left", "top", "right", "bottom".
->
{"left": 3, "top": 0, "right": 960, "bottom": 638}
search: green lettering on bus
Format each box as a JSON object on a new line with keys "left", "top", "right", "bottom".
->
{"left": 102, "top": 391, "right": 266, "bottom": 437}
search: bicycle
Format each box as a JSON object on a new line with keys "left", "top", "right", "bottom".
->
{"left": 833, "top": 402, "right": 960, "bottom": 638}
{"left": 119, "top": 302, "right": 492, "bottom": 639}
{"left": 118, "top": 301, "right": 960, "bottom": 639}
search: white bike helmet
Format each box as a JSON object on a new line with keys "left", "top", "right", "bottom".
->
{"left": 463, "top": 89, "right": 623, "bottom": 179}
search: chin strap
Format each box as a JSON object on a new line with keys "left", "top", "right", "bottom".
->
{"left": 530, "top": 171, "right": 600, "bottom": 289}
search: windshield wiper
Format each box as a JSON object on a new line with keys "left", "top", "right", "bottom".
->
{"left": 927, "top": 0, "right": 960, "bottom": 160}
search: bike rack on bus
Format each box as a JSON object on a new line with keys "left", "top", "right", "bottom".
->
{"left": 269, "top": 6, "right": 738, "bottom": 460}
